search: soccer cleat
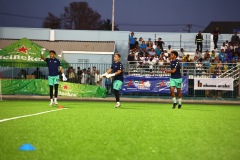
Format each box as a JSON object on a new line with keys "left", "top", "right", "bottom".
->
{"left": 114, "top": 103, "right": 121, "bottom": 108}
{"left": 54, "top": 100, "right": 58, "bottom": 105}
{"left": 49, "top": 101, "right": 53, "bottom": 106}
{"left": 178, "top": 104, "right": 182, "bottom": 109}
{"left": 172, "top": 103, "right": 177, "bottom": 109}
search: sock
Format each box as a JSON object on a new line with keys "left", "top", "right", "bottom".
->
{"left": 50, "top": 99, "right": 53, "bottom": 103}
{"left": 54, "top": 97, "right": 57, "bottom": 102}
{"left": 117, "top": 102, "right": 120, "bottom": 105}
{"left": 178, "top": 98, "right": 182, "bottom": 105}
{"left": 172, "top": 97, "right": 177, "bottom": 103}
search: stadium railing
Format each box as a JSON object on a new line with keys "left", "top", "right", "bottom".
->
{"left": 0, "top": 61, "right": 239, "bottom": 98}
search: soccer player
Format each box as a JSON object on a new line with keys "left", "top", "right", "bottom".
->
{"left": 166, "top": 51, "right": 182, "bottom": 109}
{"left": 41, "top": 49, "right": 67, "bottom": 106}
{"left": 101, "top": 53, "right": 123, "bottom": 108}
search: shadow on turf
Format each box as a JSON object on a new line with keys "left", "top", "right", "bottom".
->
{"left": 181, "top": 107, "right": 212, "bottom": 111}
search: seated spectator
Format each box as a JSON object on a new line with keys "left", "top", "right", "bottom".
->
{"left": 18, "top": 69, "right": 27, "bottom": 79}
{"left": 140, "top": 41, "right": 147, "bottom": 50}
{"left": 148, "top": 48, "right": 156, "bottom": 56}
{"left": 218, "top": 49, "right": 226, "bottom": 62}
{"left": 204, "top": 50, "right": 210, "bottom": 60}
{"left": 210, "top": 50, "right": 216, "bottom": 62}
{"left": 178, "top": 48, "right": 185, "bottom": 61}
{"left": 32, "top": 67, "right": 44, "bottom": 79}
{"left": 138, "top": 37, "right": 143, "bottom": 45}
{"left": 127, "top": 52, "right": 135, "bottom": 66}
{"left": 167, "top": 45, "right": 173, "bottom": 55}
{"left": 203, "top": 57, "right": 211, "bottom": 74}
{"left": 220, "top": 42, "right": 227, "bottom": 52}
{"left": 195, "top": 60, "right": 203, "bottom": 76}
{"left": 195, "top": 49, "right": 203, "bottom": 62}
{"left": 146, "top": 38, "right": 153, "bottom": 47}
{"left": 155, "top": 45, "right": 161, "bottom": 57}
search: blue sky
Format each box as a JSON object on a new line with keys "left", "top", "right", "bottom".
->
{"left": 0, "top": 0, "right": 239, "bottom": 32}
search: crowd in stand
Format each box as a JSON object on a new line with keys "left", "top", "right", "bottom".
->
{"left": 128, "top": 32, "right": 240, "bottom": 76}
{"left": 64, "top": 66, "right": 102, "bottom": 85}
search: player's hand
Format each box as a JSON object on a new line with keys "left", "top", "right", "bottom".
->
{"left": 62, "top": 73, "right": 67, "bottom": 81}
{"left": 41, "top": 48, "right": 46, "bottom": 55}
{"left": 100, "top": 72, "right": 108, "bottom": 78}
{"left": 106, "top": 73, "right": 115, "bottom": 78}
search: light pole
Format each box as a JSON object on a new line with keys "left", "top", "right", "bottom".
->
{"left": 112, "top": 0, "right": 115, "bottom": 31}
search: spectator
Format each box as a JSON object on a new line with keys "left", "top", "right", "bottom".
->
{"left": 68, "top": 67, "right": 76, "bottom": 83}
{"left": 211, "top": 27, "right": 220, "bottom": 49}
{"left": 95, "top": 70, "right": 101, "bottom": 85}
{"left": 32, "top": 67, "right": 43, "bottom": 79}
{"left": 218, "top": 49, "right": 226, "bottom": 62}
{"left": 178, "top": 48, "right": 185, "bottom": 61}
{"left": 105, "top": 77, "right": 112, "bottom": 95}
{"left": 129, "top": 32, "right": 135, "bottom": 50}
{"left": 167, "top": 45, "right": 173, "bottom": 55}
{"left": 81, "top": 68, "right": 87, "bottom": 84}
{"left": 77, "top": 67, "right": 83, "bottom": 83}
{"left": 140, "top": 41, "right": 147, "bottom": 50}
{"left": 86, "top": 69, "right": 91, "bottom": 85}
{"left": 146, "top": 38, "right": 153, "bottom": 47}
{"left": 157, "top": 38, "right": 165, "bottom": 52}
{"left": 195, "top": 31, "right": 203, "bottom": 52}
{"left": 210, "top": 50, "right": 216, "bottom": 61}
{"left": 91, "top": 66, "right": 97, "bottom": 85}
{"left": 204, "top": 50, "right": 210, "bottom": 60}
{"left": 231, "top": 31, "right": 240, "bottom": 46}
{"left": 134, "top": 37, "right": 139, "bottom": 48}
{"left": 18, "top": 69, "right": 27, "bottom": 79}
{"left": 195, "top": 49, "right": 203, "bottom": 62}
{"left": 127, "top": 52, "right": 135, "bottom": 65}
{"left": 220, "top": 42, "right": 227, "bottom": 52}
{"left": 148, "top": 48, "right": 156, "bottom": 56}
{"left": 155, "top": 45, "right": 161, "bottom": 57}
{"left": 138, "top": 37, "right": 143, "bottom": 45}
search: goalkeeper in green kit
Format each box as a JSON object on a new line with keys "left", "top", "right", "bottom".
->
{"left": 41, "top": 48, "right": 67, "bottom": 106}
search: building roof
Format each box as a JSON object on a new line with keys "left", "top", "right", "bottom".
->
{"left": 202, "top": 21, "right": 240, "bottom": 34}
{"left": 0, "top": 39, "right": 115, "bottom": 54}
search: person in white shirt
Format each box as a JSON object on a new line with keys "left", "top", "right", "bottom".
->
{"left": 178, "top": 48, "right": 185, "bottom": 61}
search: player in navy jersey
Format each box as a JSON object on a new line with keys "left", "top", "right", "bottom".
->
{"left": 41, "top": 49, "right": 67, "bottom": 106}
{"left": 166, "top": 51, "right": 182, "bottom": 109}
{"left": 101, "top": 53, "right": 123, "bottom": 108}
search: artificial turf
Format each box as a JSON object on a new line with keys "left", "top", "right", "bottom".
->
{"left": 0, "top": 100, "right": 240, "bottom": 160}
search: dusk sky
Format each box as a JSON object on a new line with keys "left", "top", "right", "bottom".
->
{"left": 0, "top": 0, "right": 240, "bottom": 33}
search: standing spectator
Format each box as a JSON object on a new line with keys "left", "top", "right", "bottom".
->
{"left": 165, "top": 51, "right": 182, "bottom": 109}
{"left": 212, "top": 27, "right": 220, "bottom": 49}
{"left": 167, "top": 45, "right": 173, "bottom": 55}
{"left": 95, "top": 70, "right": 101, "bottom": 85}
{"left": 129, "top": 32, "right": 135, "bottom": 50}
{"left": 91, "top": 66, "right": 97, "bottom": 85}
{"left": 157, "top": 38, "right": 165, "bottom": 52}
{"left": 195, "top": 31, "right": 203, "bottom": 52}
{"left": 32, "top": 67, "right": 43, "bottom": 79}
{"left": 77, "top": 67, "right": 83, "bottom": 84}
{"left": 68, "top": 67, "right": 76, "bottom": 83}
{"left": 81, "top": 68, "right": 87, "bottom": 84}
{"left": 18, "top": 69, "right": 27, "bottom": 79}
{"left": 41, "top": 50, "right": 67, "bottom": 105}
{"left": 86, "top": 69, "right": 91, "bottom": 85}
{"left": 231, "top": 31, "right": 240, "bottom": 46}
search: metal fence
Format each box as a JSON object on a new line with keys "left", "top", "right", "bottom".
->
{"left": 0, "top": 61, "right": 239, "bottom": 98}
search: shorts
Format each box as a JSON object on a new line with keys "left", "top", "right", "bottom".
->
{"left": 113, "top": 80, "right": 123, "bottom": 91}
{"left": 48, "top": 75, "right": 60, "bottom": 86}
{"left": 170, "top": 78, "right": 182, "bottom": 89}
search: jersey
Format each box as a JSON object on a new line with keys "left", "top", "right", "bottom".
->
{"left": 170, "top": 59, "right": 181, "bottom": 79}
{"left": 45, "top": 58, "right": 62, "bottom": 76}
{"left": 111, "top": 61, "right": 123, "bottom": 82}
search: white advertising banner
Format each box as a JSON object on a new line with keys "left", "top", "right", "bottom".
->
{"left": 194, "top": 78, "right": 234, "bottom": 91}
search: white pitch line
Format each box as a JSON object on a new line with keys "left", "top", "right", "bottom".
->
{"left": 0, "top": 108, "right": 68, "bottom": 123}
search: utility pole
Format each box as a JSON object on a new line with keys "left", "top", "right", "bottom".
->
{"left": 112, "top": 0, "right": 115, "bottom": 31}
{"left": 187, "top": 24, "right": 192, "bottom": 33}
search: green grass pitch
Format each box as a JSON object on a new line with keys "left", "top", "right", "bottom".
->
{"left": 0, "top": 100, "right": 240, "bottom": 160}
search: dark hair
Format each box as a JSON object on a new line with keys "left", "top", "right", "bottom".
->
{"left": 115, "top": 53, "right": 121, "bottom": 58}
{"left": 49, "top": 50, "right": 56, "bottom": 55}
{"left": 171, "top": 50, "right": 178, "bottom": 57}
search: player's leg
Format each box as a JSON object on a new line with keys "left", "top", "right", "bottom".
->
{"left": 53, "top": 75, "right": 60, "bottom": 105}
{"left": 113, "top": 80, "right": 123, "bottom": 108}
{"left": 175, "top": 78, "right": 183, "bottom": 109}
{"left": 48, "top": 76, "right": 54, "bottom": 106}
{"left": 170, "top": 78, "right": 177, "bottom": 109}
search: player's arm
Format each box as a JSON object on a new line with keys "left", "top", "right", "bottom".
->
{"left": 59, "top": 65, "right": 67, "bottom": 81}
{"left": 41, "top": 48, "right": 46, "bottom": 61}
{"left": 166, "top": 68, "right": 176, "bottom": 74}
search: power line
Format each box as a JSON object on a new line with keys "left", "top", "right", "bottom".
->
{"left": 0, "top": 12, "right": 44, "bottom": 20}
